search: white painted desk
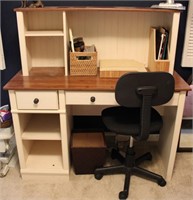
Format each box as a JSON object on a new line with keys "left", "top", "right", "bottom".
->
{"left": 4, "top": 71, "right": 190, "bottom": 181}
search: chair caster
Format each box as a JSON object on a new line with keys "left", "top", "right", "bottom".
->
{"left": 157, "top": 178, "right": 166, "bottom": 187}
{"left": 94, "top": 172, "right": 103, "bottom": 180}
{"left": 119, "top": 190, "right": 128, "bottom": 200}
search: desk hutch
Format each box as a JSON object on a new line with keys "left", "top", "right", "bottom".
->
{"left": 4, "top": 7, "right": 190, "bottom": 181}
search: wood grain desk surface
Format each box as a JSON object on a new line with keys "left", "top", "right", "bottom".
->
{"left": 3, "top": 70, "right": 191, "bottom": 92}
{"left": 14, "top": 6, "right": 181, "bottom": 13}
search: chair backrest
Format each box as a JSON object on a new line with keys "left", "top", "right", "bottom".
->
{"left": 115, "top": 72, "right": 174, "bottom": 107}
{"left": 115, "top": 72, "right": 175, "bottom": 140}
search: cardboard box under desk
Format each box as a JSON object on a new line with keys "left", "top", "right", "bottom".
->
{"left": 71, "top": 132, "right": 107, "bottom": 174}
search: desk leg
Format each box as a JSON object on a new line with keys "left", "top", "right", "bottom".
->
{"left": 59, "top": 91, "right": 72, "bottom": 175}
{"left": 158, "top": 91, "right": 186, "bottom": 181}
{"left": 60, "top": 113, "right": 70, "bottom": 174}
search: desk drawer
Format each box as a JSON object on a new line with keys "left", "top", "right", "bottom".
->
{"left": 16, "top": 91, "right": 59, "bottom": 110}
{"left": 65, "top": 92, "right": 117, "bottom": 105}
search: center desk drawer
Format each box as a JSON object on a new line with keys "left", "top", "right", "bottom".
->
{"left": 16, "top": 91, "right": 59, "bottom": 110}
{"left": 65, "top": 92, "right": 117, "bottom": 105}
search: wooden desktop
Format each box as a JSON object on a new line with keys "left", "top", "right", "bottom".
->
{"left": 4, "top": 70, "right": 190, "bottom": 181}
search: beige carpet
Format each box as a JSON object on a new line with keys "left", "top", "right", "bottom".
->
{"left": 183, "top": 85, "right": 193, "bottom": 118}
{"left": 0, "top": 152, "right": 193, "bottom": 200}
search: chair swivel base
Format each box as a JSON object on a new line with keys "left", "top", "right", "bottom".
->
{"left": 94, "top": 147, "right": 166, "bottom": 200}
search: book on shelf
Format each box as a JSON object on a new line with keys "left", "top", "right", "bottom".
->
{"left": 156, "top": 27, "right": 169, "bottom": 60}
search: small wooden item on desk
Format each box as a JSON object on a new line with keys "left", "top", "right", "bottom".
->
{"left": 99, "top": 59, "right": 147, "bottom": 78}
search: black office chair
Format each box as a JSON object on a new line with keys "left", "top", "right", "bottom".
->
{"left": 94, "top": 72, "right": 174, "bottom": 200}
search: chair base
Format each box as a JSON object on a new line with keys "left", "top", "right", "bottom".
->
{"left": 94, "top": 147, "right": 166, "bottom": 200}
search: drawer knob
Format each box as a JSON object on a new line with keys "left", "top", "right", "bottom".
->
{"left": 90, "top": 96, "right": 96, "bottom": 103}
{"left": 33, "top": 98, "right": 39, "bottom": 104}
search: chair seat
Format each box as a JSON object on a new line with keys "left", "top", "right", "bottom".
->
{"left": 102, "top": 106, "right": 163, "bottom": 136}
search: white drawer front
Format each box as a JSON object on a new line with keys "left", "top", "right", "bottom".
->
{"left": 65, "top": 92, "right": 117, "bottom": 105}
{"left": 65, "top": 91, "right": 179, "bottom": 106}
{"left": 16, "top": 91, "right": 59, "bottom": 110}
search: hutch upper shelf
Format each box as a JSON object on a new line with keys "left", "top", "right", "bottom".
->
{"left": 14, "top": 7, "right": 181, "bottom": 76}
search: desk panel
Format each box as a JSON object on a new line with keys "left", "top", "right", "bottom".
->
{"left": 66, "top": 91, "right": 179, "bottom": 106}
{"left": 66, "top": 91, "right": 117, "bottom": 105}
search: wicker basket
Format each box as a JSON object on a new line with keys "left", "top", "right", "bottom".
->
{"left": 0, "top": 119, "right": 12, "bottom": 128}
{"left": 70, "top": 49, "right": 97, "bottom": 76}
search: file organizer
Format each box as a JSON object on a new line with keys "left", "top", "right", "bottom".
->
{"left": 148, "top": 27, "right": 170, "bottom": 72}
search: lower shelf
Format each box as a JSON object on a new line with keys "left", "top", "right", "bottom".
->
{"left": 29, "top": 67, "right": 65, "bottom": 76}
{"left": 179, "top": 119, "right": 193, "bottom": 148}
{"left": 22, "top": 140, "right": 66, "bottom": 174}
{"left": 179, "top": 133, "right": 193, "bottom": 148}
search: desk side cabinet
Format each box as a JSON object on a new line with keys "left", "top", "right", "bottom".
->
{"left": 9, "top": 90, "right": 70, "bottom": 178}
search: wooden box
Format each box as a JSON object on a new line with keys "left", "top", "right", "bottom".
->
{"left": 99, "top": 59, "right": 147, "bottom": 78}
{"left": 69, "top": 48, "right": 97, "bottom": 76}
{"left": 71, "top": 132, "right": 107, "bottom": 174}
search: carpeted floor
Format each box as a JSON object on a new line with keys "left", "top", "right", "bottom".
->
{"left": 183, "top": 85, "right": 193, "bottom": 118}
{"left": 0, "top": 152, "right": 193, "bottom": 200}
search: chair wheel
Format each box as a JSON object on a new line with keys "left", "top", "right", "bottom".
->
{"left": 158, "top": 178, "right": 166, "bottom": 187}
{"left": 94, "top": 173, "right": 103, "bottom": 180}
{"left": 119, "top": 190, "right": 128, "bottom": 200}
